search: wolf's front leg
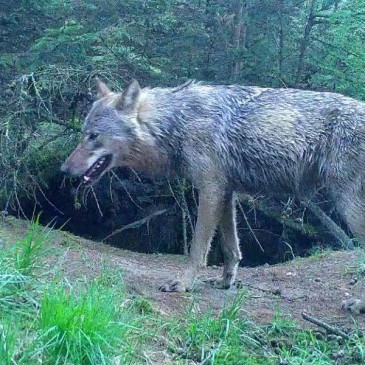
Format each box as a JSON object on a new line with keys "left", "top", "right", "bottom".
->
{"left": 159, "top": 185, "right": 225, "bottom": 292}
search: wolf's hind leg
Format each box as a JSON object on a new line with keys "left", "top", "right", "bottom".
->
{"left": 207, "top": 193, "right": 242, "bottom": 289}
{"left": 331, "top": 180, "right": 365, "bottom": 314}
{"left": 340, "top": 199, "right": 365, "bottom": 314}
{"left": 159, "top": 184, "right": 225, "bottom": 292}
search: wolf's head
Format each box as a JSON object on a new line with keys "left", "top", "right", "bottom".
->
{"left": 61, "top": 78, "right": 148, "bottom": 185}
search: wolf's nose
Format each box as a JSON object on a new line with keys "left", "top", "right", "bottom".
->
{"left": 60, "top": 163, "right": 70, "bottom": 175}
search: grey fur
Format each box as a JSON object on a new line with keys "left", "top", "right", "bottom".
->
{"left": 62, "top": 79, "right": 365, "bottom": 313}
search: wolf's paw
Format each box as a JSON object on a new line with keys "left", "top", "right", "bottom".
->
{"left": 204, "top": 276, "right": 232, "bottom": 290}
{"left": 159, "top": 280, "right": 190, "bottom": 292}
{"left": 342, "top": 298, "right": 365, "bottom": 315}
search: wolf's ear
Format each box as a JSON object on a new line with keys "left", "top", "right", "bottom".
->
{"left": 95, "top": 76, "right": 111, "bottom": 98}
{"left": 115, "top": 80, "right": 141, "bottom": 111}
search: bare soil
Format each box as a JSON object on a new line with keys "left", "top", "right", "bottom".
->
{"left": 2, "top": 216, "right": 365, "bottom": 332}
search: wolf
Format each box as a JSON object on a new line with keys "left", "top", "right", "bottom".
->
{"left": 61, "top": 78, "right": 365, "bottom": 314}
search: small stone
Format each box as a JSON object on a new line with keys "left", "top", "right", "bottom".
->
{"left": 347, "top": 240, "right": 355, "bottom": 250}
{"left": 349, "top": 277, "right": 358, "bottom": 285}
{"left": 332, "top": 349, "right": 345, "bottom": 359}
{"left": 327, "top": 334, "right": 338, "bottom": 341}
{"left": 272, "top": 288, "right": 282, "bottom": 296}
{"left": 286, "top": 271, "right": 296, "bottom": 276}
{"left": 314, "top": 331, "right": 325, "bottom": 341}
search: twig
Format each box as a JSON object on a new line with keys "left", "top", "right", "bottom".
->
{"left": 39, "top": 113, "right": 81, "bottom": 132}
{"left": 182, "top": 207, "right": 188, "bottom": 255}
{"left": 91, "top": 187, "right": 103, "bottom": 217}
{"left": 237, "top": 200, "right": 265, "bottom": 252}
{"left": 240, "top": 194, "right": 318, "bottom": 238}
{"left": 102, "top": 208, "right": 169, "bottom": 241}
{"left": 311, "top": 37, "right": 360, "bottom": 57}
{"left": 29, "top": 175, "right": 64, "bottom": 215}
{"left": 110, "top": 170, "right": 143, "bottom": 210}
{"left": 301, "top": 312, "right": 350, "bottom": 339}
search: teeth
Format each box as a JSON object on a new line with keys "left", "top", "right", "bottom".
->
{"left": 95, "top": 157, "right": 105, "bottom": 169}
{"left": 83, "top": 156, "right": 108, "bottom": 182}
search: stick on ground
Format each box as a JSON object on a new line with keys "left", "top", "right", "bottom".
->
{"left": 301, "top": 312, "right": 350, "bottom": 339}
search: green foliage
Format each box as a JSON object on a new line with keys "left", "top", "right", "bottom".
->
{"left": 130, "top": 297, "right": 155, "bottom": 315}
{"left": 0, "top": 319, "right": 18, "bottom": 365}
{"left": 0, "top": 221, "right": 143, "bottom": 364}
{"left": 310, "top": 0, "right": 365, "bottom": 98}
{"left": 166, "top": 292, "right": 270, "bottom": 364}
{"left": 38, "top": 283, "right": 130, "bottom": 365}
{"left": 0, "top": 218, "right": 48, "bottom": 314}
{"left": 1, "top": 0, "right": 365, "bottom": 212}
{"left": 3, "top": 0, "right": 364, "bottom": 89}
{"left": 0, "top": 266, "right": 34, "bottom": 315}
{"left": 14, "top": 215, "right": 51, "bottom": 274}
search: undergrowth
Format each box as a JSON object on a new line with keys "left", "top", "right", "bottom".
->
{"left": 0, "top": 217, "right": 364, "bottom": 364}
{"left": 38, "top": 283, "right": 133, "bottom": 365}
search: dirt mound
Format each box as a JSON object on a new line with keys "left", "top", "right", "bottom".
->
{"left": 1, "top": 216, "right": 365, "bottom": 331}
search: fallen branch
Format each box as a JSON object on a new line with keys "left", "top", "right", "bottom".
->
{"left": 102, "top": 208, "right": 169, "bottom": 241}
{"left": 303, "top": 200, "right": 351, "bottom": 247}
{"left": 301, "top": 312, "right": 350, "bottom": 339}
{"left": 239, "top": 194, "right": 318, "bottom": 238}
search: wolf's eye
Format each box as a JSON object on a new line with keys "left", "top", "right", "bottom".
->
{"left": 89, "top": 133, "right": 99, "bottom": 141}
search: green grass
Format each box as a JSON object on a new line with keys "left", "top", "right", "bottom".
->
{"left": 0, "top": 318, "right": 18, "bottom": 365}
{"left": 1, "top": 217, "right": 365, "bottom": 364}
{"left": 0, "top": 216, "right": 49, "bottom": 315}
{"left": 162, "top": 298, "right": 365, "bottom": 365}
{"left": 13, "top": 216, "right": 51, "bottom": 274}
{"left": 355, "top": 251, "right": 365, "bottom": 276}
{"left": 0, "top": 219, "right": 144, "bottom": 364}
{"left": 38, "top": 282, "right": 135, "bottom": 365}
{"left": 164, "top": 292, "right": 271, "bottom": 364}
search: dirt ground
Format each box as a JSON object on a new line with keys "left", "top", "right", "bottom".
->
{"left": 2, "top": 216, "right": 365, "bottom": 332}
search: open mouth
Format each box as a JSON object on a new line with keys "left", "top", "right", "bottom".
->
{"left": 82, "top": 154, "right": 113, "bottom": 184}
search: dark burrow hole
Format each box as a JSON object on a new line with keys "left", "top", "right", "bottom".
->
{"left": 11, "top": 170, "right": 348, "bottom": 268}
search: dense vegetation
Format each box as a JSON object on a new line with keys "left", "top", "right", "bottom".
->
{"left": 1, "top": 0, "right": 365, "bottom": 260}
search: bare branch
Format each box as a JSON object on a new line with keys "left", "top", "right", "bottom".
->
{"left": 102, "top": 208, "right": 169, "bottom": 242}
{"left": 302, "top": 312, "right": 350, "bottom": 339}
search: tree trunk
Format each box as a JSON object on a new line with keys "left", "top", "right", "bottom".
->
{"left": 231, "top": 0, "right": 246, "bottom": 81}
{"left": 295, "top": 0, "right": 317, "bottom": 87}
{"left": 278, "top": 0, "right": 284, "bottom": 82}
{"left": 202, "top": 0, "right": 218, "bottom": 80}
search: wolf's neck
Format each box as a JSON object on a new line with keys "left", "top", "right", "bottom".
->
{"left": 135, "top": 88, "right": 188, "bottom": 172}
{"left": 138, "top": 88, "right": 183, "bottom": 124}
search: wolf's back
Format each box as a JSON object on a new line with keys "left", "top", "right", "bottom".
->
{"left": 183, "top": 85, "right": 365, "bottom": 195}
